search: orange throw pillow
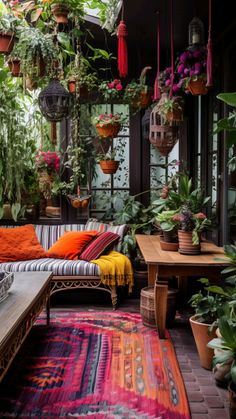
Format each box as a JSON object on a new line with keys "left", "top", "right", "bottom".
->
{"left": 46, "top": 231, "right": 98, "bottom": 260}
{"left": 0, "top": 224, "right": 47, "bottom": 262}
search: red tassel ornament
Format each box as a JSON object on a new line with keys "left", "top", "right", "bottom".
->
{"left": 117, "top": 19, "right": 128, "bottom": 78}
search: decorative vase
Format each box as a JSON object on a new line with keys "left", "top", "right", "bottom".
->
{"left": 95, "top": 123, "right": 121, "bottom": 139}
{"left": 51, "top": 3, "right": 69, "bottom": 23}
{"left": 0, "top": 32, "right": 15, "bottom": 54}
{"left": 190, "top": 314, "right": 217, "bottom": 370}
{"left": 178, "top": 230, "right": 201, "bottom": 255}
{"left": 7, "top": 58, "right": 22, "bottom": 77}
{"left": 99, "top": 160, "right": 119, "bottom": 174}
{"left": 187, "top": 79, "right": 208, "bottom": 96}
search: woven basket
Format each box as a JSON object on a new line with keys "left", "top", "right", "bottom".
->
{"left": 140, "top": 286, "right": 178, "bottom": 328}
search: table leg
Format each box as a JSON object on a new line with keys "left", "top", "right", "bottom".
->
{"left": 148, "top": 264, "right": 157, "bottom": 286}
{"left": 155, "top": 280, "right": 168, "bottom": 339}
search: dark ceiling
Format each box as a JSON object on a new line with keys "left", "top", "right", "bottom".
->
{"left": 87, "top": 0, "right": 236, "bottom": 82}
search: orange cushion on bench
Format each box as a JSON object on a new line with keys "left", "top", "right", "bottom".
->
{"left": 0, "top": 224, "right": 47, "bottom": 262}
{"left": 46, "top": 231, "right": 98, "bottom": 260}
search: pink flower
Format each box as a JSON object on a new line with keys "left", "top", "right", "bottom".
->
{"left": 194, "top": 213, "right": 206, "bottom": 220}
{"left": 113, "top": 79, "right": 120, "bottom": 84}
{"left": 116, "top": 83, "right": 123, "bottom": 91}
{"left": 108, "top": 82, "right": 115, "bottom": 89}
{"left": 177, "top": 64, "right": 185, "bottom": 74}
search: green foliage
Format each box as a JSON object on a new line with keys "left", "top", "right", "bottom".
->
{"left": 155, "top": 209, "right": 179, "bottom": 232}
{"left": 214, "top": 92, "right": 236, "bottom": 150}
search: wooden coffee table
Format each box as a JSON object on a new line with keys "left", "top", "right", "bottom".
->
{"left": 0, "top": 271, "right": 52, "bottom": 382}
{"left": 136, "top": 235, "right": 228, "bottom": 338}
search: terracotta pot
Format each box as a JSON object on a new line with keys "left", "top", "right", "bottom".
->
{"left": 166, "top": 108, "right": 183, "bottom": 123}
{"left": 95, "top": 123, "right": 121, "bottom": 139}
{"left": 51, "top": 3, "right": 69, "bottom": 23}
{"left": 0, "top": 32, "right": 15, "bottom": 54}
{"left": 188, "top": 79, "right": 208, "bottom": 96}
{"left": 162, "top": 229, "right": 178, "bottom": 243}
{"left": 132, "top": 88, "right": 153, "bottom": 109}
{"left": 178, "top": 230, "right": 201, "bottom": 255}
{"left": 8, "top": 58, "right": 22, "bottom": 77}
{"left": 68, "top": 80, "right": 76, "bottom": 93}
{"left": 99, "top": 160, "right": 119, "bottom": 174}
{"left": 190, "top": 314, "right": 217, "bottom": 370}
{"left": 160, "top": 239, "right": 179, "bottom": 252}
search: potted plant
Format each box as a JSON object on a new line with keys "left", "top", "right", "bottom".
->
{"left": 155, "top": 209, "right": 179, "bottom": 249}
{"left": 35, "top": 150, "right": 61, "bottom": 201}
{"left": 176, "top": 45, "right": 208, "bottom": 95}
{"left": 97, "top": 147, "right": 120, "bottom": 174}
{"left": 0, "top": 13, "right": 20, "bottom": 54}
{"left": 98, "top": 78, "right": 123, "bottom": 102}
{"left": 124, "top": 66, "right": 153, "bottom": 110}
{"left": 188, "top": 278, "right": 226, "bottom": 370}
{"left": 92, "top": 113, "right": 125, "bottom": 139}
{"left": 16, "top": 27, "right": 57, "bottom": 81}
{"left": 155, "top": 94, "right": 184, "bottom": 124}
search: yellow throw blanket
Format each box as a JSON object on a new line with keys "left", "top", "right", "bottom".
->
{"left": 91, "top": 251, "right": 134, "bottom": 292}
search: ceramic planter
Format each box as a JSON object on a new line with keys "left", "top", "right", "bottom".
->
{"left": 187, "top": 79, "right": 208, "bottom": 96}
{"left": 178, "top": 230, "right": 201, "bottom": 255}
{"left": 190, "top": 314, "right": 217, "bottom": 370}
{"left": 99, "top": 160, "right": 119, "bottom": 174}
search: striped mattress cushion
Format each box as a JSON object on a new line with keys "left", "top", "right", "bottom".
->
{"left": 0, "top": 258, "right": 100, "bottom": 276}
{"left": 85, "top": 220, "right": 127, "bottom": 252}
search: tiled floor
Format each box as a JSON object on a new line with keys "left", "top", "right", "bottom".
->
{"left": 52, "top": 295, "right": 230, "bottom": 418}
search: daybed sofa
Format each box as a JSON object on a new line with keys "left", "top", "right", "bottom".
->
{"left": 0, "top": 220, "right": 127, "bottom": 309}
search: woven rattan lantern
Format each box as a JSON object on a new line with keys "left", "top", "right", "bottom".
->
{"left": 149, "top": 102, "right": 179, "bottom": 156}
{"left": 38, "top": 79, "right": 70, "bottom": 122}
{"left": 188, "top": 17, "right": 204, "bottom": 46}
{"left": 142, "top": 108, "right": 151, "bottom": 140}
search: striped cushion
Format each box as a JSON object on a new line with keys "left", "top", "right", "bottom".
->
{"left": 0, "top": 258, "right": 100, "bottom": 276}
{"left": 80, "top": 232, "right": 120, "bottom": 261}
{"left": 85, "top": 220, "right": 127, "bottom": 252}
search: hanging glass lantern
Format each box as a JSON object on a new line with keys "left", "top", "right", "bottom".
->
{"left": 141, "top": 108, "right": 151, "bottom": 140}
{"left": 188, "top": 17, "right": 204, "bottom": 47}
{"left": 38, "top": 79, "right": 71, "bottom": 122}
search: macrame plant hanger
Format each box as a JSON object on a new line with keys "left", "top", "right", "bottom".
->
{"left": 117, "top": 0, "right": 128, "bottom": 78}
{"left": 153, "top": 11, "right": 161, "bottom": 101}
{"left": 149, "top": 0, "right": 179, "bottom": 157}
{"left": 206, "top": 0, "right": 212, "bottom": 87}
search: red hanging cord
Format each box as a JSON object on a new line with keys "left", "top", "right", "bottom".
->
{"left": 154, "top": 11, "right": 161, "bottom": 101}
{"left": 117, "top": 2, "right": 128, "bottom": 78}
{"left": 170, "top": 0, "right": 174, "bottom": 98}
{"left": 206, "top": 0, "right": 213, "bottom": 87}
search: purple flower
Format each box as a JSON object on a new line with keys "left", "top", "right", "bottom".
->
{"left": 180, "top": 52, "right": 188, "bottom": 63}
{"left": 177, "top": 64, "right": 185, "bottom": 74}
{"left": 184, "top": 68, "right": 189, "bottom": 75}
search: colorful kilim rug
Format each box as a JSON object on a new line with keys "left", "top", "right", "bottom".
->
{"left": 0, "top": 311, "right": 190, "bottom": 418}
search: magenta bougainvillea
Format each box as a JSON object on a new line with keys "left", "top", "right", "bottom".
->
{"left": 176, "top": 46, "right": 207, "bottom": 91}
{"left": 35, "top": 150, "right": 60, "bottom": 174}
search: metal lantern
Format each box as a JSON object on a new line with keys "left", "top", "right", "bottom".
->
{"left": 149, "top": 102, "right": 179, "bottom": 157}
{"left": 142, "top": 108, "right": 151, "bottom": 140}
{"left": 38, "top": 79, "right": 70, "bottom": 122}
{"left": 188, "top": 17, "right": 204, "bottom": 46}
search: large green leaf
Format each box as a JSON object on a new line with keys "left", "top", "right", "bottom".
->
{"left": 217, "top": 92, "right": 236, "bottom": 108}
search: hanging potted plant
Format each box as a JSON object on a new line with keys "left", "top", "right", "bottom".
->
{"left": 124, "top": 66, "right": 153, "bottom": 111}
{"left": 98, "top": 78, "right": 123, "bottom": 102}
{"left": 98, "top": 147, "right": 120, "bottom": 175}
{"left": 176, "top": 45, "right": 208, "bottom": 96}
{"left": 7, "top": 56, "right": 21, "bottom": 77}
{"left": 155, "top": 94, "right": 184, "bottom": 124}
{"left": 0, "top": 14, "right": 20, "bottom": 55}
{"left": 92, "top": 113, "right": 125, "bottom": 139}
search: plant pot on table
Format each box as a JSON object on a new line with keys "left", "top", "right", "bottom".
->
{"left": 178, "top": 230, "right": 201, "bottom": 255}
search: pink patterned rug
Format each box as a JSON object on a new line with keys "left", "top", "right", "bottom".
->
{"left": 0, "top": 311, "right": 190, "bottom": 418}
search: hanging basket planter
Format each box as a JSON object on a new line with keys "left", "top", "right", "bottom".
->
{"left": 0, "top": 32, "right": 15, "bottom": 54}
{"left": 7, "top": 58, "right": 22, "bottom": 77}
{"left": 95, "top": 123, "right": 121, "bottom": 139}
{"left": 51, "top": 3, "right": 70, "bottom": 24}
{"left": 187, "top": 78, "right": 208, "bottom": 96}
{"left": 166, "top": 107, "right": 183, "bottom": 124}
{"left": 149, "top": 103, "right": 179, "bottom": 156}
{"left": 67, "top": 195, "right": 91, "bottom": 209}
{"left": 131, "top": 88, "right": 153, "bottom": 110}
{"left": 99, "top": 160, "right": 119, "bottom": 174}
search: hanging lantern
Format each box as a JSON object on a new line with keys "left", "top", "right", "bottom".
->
{"left": 38, "top": 79, "right": 70, "bottom": 122}
{"left": 188, "top": 17, "right": 204, "bottom": 46}
{"left": 149, "top": 102, "right": 179, "bottom": 156}
{"left": 142, "top": 108, "right": 151, "bottom": 140}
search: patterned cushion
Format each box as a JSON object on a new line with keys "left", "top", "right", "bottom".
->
{"left": 85, "top": 219, "right": 127, "bottom": 252}
{"left": 0, "top": 258, "right": 100, "bottom": 276}
{"left": 80, "top": 232, "right": 120, "bottom": 261}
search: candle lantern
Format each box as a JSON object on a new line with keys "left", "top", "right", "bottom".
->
{"left": 188, "top": 17, "right": 204, "bottom": 47}
{"left": 38, "top": 79, "right": 71, "bottom": 122}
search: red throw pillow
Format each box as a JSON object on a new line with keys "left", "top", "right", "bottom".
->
{"left": 79, "top": 231, "right": 120, "bottom": 261}
{"left": 0, "top": 224, "right": 47, "bottom": 262}
{"left": 46, "top": 231, "right": 98, "bottom": 260}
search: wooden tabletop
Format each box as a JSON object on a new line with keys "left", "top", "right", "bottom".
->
{"left": 135, "top": 235, "right": 228, "bottom": 267}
